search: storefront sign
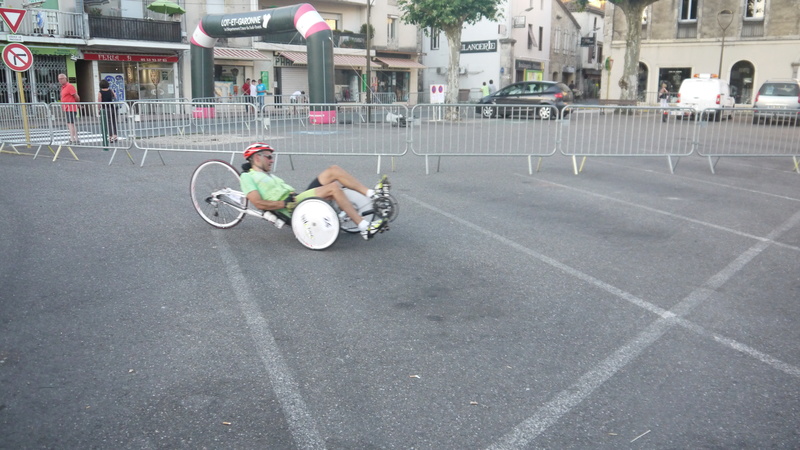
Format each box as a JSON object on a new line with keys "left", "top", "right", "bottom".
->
{"left": 460, "top": 40, "right": 497, "bottom": 54}
{"left": 83, "top": 53, "right": 179, "bottom": 63}
{"left": 515, "top": 59, "right": 543, "bottom": 71}
{"left": 580, "top": 36, "right": 595, "bottom": 47}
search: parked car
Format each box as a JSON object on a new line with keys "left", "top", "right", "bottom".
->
{"left": 476, "top": 81, "right": 573, "bottom": 120}
{"left": 674, "top": 73, "right": 735, "bottom": 121}
{"left": 752, "top": 79, "right": 800, "bottom": 125}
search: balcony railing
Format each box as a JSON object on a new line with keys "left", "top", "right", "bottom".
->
{"left": 88, "top": 15, "right": 181, "bottom": 42}
{"left": 676, "top": 22, "right": 697, "bottom": 39}
{"left": 0, "top": 9, "right": 84, "bottom": 38}
{"left": 741, "top": 21, "right": 764, "bottom": 38}
{"left": 260, "top": 30, "right": 366, "bottom": 49}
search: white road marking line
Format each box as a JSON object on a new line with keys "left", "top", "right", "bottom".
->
{"left": 513, "top": 173, "right": 800, "bottom": 253}
{"left": 214, "top": 233, "right": 325, "bottom": 450}
{"left": 400, "top": 195, "right": 800, "bottom": 449}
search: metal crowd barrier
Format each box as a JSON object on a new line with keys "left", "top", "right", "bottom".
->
{"left": 131, "top": 100, "right": 259, "bottom": 166}
{"left": 267, "top": 103, "right": 409, "bottom": 173}
{"left": 410, "top": 104, "right": 560, "bottom": 174}
{"left": 34, "top": 101, "right": 135, "bottom": 163}
{"left": 560, "top": 105, "right": 697, "bottom": 174}
{"left": 0, "top": 102, "right": 52, "bottom": 156}
{"left": 2, "top": 101, "right": 798, "bottom": 175}
{"left": 694, "top": 107, "right": 800, "bottom": 174}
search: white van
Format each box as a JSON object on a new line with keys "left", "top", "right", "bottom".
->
{"left": 675, "top": 74, "right": 735, "bottom": 121}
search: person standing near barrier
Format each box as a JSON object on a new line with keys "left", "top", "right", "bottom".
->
{"left": 96, "top": 79, "right": 118, "bottom": 143}
{"left": 481, "top": 82, "right": 490, "bottom": 97}
{"left": 488, "top": 79, "right": 497, "bottom": 95}
{"left": 58, "top": 73, "right": 80, "bottom": 144}
{"left": 242, "top": 78, "right": 251, "bottom": 101}
{"left": 250, "top": 79, "right": 258, "bottom": 112}
{"left": 659, "top": 82, "right": 670, "bottom": 122}
{"left": 290, "top": 90, "right": 305, "bottom": 115}
{"left": 256, "top": 78, "right": 267, "bottom": 109}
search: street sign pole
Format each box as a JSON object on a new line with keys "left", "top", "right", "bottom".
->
{"left": 16, "top": 71, "right": 30, "bottom": 146}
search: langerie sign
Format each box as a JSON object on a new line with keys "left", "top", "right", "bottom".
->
{"left": 460, "top": 40, "right": 497, "bottom": 54}
{"left": 83, "top": 53, "right": 179, "bottom": 63}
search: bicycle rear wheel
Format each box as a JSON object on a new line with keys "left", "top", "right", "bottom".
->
{"left": 190, "top": 159, "right": 246, "bottom": 229}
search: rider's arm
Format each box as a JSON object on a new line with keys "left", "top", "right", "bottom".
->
{"left": 245, "top": 190, "right": 288, "bottom": 211}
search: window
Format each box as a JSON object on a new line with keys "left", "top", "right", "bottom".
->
{"left": 320, "top": 12, "right": 341, "bottom": 31}
{"left": 527, "top": 24, "right": 535, "bottom": 49}
{"left": 387, "top": 16, "right": 397, "bottom": 41}
{"left": 745, "top": 0, "right": 765, "bottom": 20}
{"left": 538, "top": 27, "right": 543, "bottom": 51}
{"left": 430, "top": 28, "right": 440, "bottom": 50}
{"left": 680, "top": 0, "right": 697, "bottom": 21}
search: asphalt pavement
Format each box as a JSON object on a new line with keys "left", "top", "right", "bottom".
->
{"left": 1, "top": 145, "right": 798, "bottom": 449}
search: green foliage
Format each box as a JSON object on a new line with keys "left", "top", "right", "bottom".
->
{"left": 397, "top": 0, "right": 504, "bottom": 31}
{"left": 359, "top": 23, "right": 374, "bottom": 40}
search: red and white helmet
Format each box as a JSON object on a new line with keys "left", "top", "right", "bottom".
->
{"left": 243, "top": 142, "right": 274, "bottom": 159}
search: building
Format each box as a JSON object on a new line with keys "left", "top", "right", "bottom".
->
{"left": 563, "top": 0, "right": 605, "bottom": 99}
{"left": 603, "top": 0, "right": 800, "bottom": 104}
{"left": 0, "top": 0, "right": 188, "bottom": 105}
{"left": 187, "top": 0, "right": 424, "bottom": 104}
{"left": 421, "top": 0, "right": 591, "bottom": 102}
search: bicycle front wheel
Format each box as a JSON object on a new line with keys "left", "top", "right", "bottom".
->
{"left": 190, "top": 159, "right": 246, "bottom": 229}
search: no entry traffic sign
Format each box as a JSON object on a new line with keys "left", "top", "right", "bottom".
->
{"left": 3, "top": 43, "right": 33, "bottom": 72}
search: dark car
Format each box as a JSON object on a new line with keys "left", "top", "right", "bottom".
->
{"left": 476, "top": 81, "right": 574, "bottom": 119}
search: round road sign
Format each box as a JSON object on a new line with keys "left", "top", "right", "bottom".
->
{"left": 3, "top": 43, "right": 33, "bottom": 72}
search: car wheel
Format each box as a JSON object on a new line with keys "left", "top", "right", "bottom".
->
{"left": 481, "top": 105, "right": 496, "bottom": 118}
{"left": 752, "top": 116, "right": 760, "bottom": 125}
{"left": 537, "top": 106, "right": 552, "bottom": 120}
{"left": 713, "top": 111, "right": 721, "bottom": 122}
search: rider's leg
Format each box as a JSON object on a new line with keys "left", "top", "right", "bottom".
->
{"left": 310, "top": 183, "right": 364, "bottom": 225}
{"left": 316, "top": 165, "right": 369, "bottom": 196}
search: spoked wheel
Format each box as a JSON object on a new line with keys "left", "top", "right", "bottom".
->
{"left": 190, "top": 160, "right": 246, "bottom": 229}
{"left": 537, "top": 106, "right": 553, "bottom": 120}
{"left": 481, "top": 105, "right": 497, "bottom": 118}
{"left": 291, "top": 197, "right": 340, "bottom": 250}
{"left": 336, "top": 190, "right": 399, "bottom": 234}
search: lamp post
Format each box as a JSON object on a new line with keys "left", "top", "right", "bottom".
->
{"left": 365, "top": 0, "right": 372, "bottom": 105}
{"left": 717, "top": 9, "right": 733, "bottom": 77}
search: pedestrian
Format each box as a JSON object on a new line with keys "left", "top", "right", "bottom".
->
{"left": 488, "top": 79, "right": 497, "bottom": 95}
{"left": 96, "top": 79, "right": 118, "bottom": 143}
{"left": 256, "top": 78, "right": 267, "bottom": 109}
{"left": 242, "top": 77, "right": 251, "bottom": 100}
{"left": 58, "top": 73, "right": 80, "bottom": 144}
{"left": 659, "top": 82, "right": 670, "bottom": 122}
{"left": 250, "top": 79, "right": 258, "bottom": 111}
{"left": 290, "top": 90, "right": 305, "bottom": 115}
{"left": 480, "top": 82, "right": 490, "bottom": 97}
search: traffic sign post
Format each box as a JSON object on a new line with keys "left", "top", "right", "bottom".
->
{"left": 3, "top": 43, "right": 34, "bottom": 72}
{"left": 0, "top": 7, "right": 26, "bottom": 34}
{"left": 2, "top": 43, "right": 33, "bottom": 146}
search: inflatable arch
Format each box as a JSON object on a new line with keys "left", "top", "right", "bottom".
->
{"left": 191, "top": 4, "right": 335, "bottom": 124}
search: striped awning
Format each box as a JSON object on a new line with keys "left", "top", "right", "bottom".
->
{"left": 279, "top": 51, "right": 380, "bottom": 68}
{"left": 214, "top": 48, "right": 269, "bottom": 60}
{"left": 374, "top": 57, "right": 426, "bottom": 69}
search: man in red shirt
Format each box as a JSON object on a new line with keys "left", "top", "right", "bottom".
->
{"left": 58, "top": 73, "right": 80, "bottom": 144}
{"left": 242, "top": 77, "right": 251, "bottom": 102}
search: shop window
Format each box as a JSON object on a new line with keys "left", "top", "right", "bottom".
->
{"left": 430, "top": 28, "right": 440, "bottom": 50}
{"left": 745, "top": 0, "right": 765, "bottom": 20}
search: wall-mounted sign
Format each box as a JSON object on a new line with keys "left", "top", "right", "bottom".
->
{"left": 460, "top": 40, "right": 497, "bottom": 54}
{"left": 580, "top": 36, "right": 596, "bottom": 47}
{"left": 515, "top": 59, "right": 543, "bottom": 71}
{"left": 513, "top": 16, "right": 526, "bottom": 28}
{"left": 83, "top": 53, "right": 179, "bottom": 63}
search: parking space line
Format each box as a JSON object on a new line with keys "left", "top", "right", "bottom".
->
{"left": 513, "top": 173, "right": 800, "bottom": 253}
{"left": 401, "top": 195, "right": 800, "bottom": 449}
{"left": 214, "top": 233, "right": 326, "bottom": 450}
{"left": 584, "top": 158, "right": 800, "bottom": 203}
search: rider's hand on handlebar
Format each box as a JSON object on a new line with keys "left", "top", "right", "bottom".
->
{"left": 284, "top": 193, "right": 297, "bottom": 211}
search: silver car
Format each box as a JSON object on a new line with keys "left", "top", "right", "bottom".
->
{"left": 753, "top": 79, "right": 800, "bottom": 125}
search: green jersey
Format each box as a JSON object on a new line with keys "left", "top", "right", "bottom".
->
{"left": 240, "top": 170, "right": 295, "bottom": 215}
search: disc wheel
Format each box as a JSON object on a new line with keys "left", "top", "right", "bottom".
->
{"left": 190, "top": 159, "right": 246, "bottom": 229}
{"left": 291, "top": 197, "right": 340, "bottom": 250}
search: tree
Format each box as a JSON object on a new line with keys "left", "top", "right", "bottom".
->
{"left": 577, "top": 0, "right": 661, "bottom": 100}
{"left": 397, "top": 0, "right": 504, "bottom": 115}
